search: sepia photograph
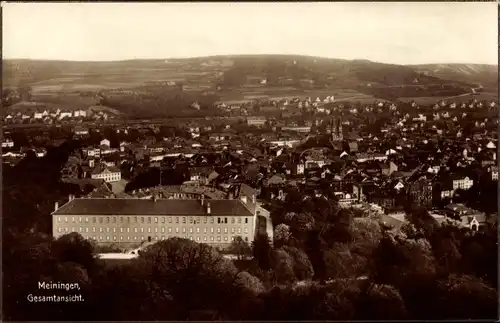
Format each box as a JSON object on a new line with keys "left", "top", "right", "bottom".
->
{"left": 2, "top": 1, "right": 499, "bottom": 321}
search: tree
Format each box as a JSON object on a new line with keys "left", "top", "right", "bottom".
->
{"left": 227, "top": 236, "right": 252, "bottom": 260}
{"left": 274, "top": 223, "right": 291, "bottom": 247}
{"left": 433, "top": 274, "right": 498, "bottom": 320}
{"left": 282, "top": 246, "right": 314, "bottom": 281}
{"left": 252, "top": 233, "right": 273, "bottom": 270}
{"left": 355, "top": 284, "right": 408, "bottom": 320}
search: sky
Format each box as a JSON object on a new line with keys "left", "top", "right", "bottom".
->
{"left": 2, "top": 2, "right": 498, "bottom": 65}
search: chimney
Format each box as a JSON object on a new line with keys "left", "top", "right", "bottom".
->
{"left": 54, "top": 202, "right": 59, "bottom": 211}
{"left": 201, "top": 195, "right": 205, "bottom": 206}
{"left": 69, "top": 194, "right": 74, "bottom": 201}
{"left": 252, "top": 194, "right": 256, "bottom": 204}
{"left": 206, "top": 202, "right": 211, "bottom": 214}
{"left": 241, "top": 196, "right": 248, "bottom": 204}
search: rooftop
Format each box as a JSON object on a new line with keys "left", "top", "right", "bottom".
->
{"left": 52, "top": 198, "right": 253, "bottom": 217}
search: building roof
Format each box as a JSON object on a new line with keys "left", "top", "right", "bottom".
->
{"left": 52, "top": 198, "right": 253, "bottom": 217}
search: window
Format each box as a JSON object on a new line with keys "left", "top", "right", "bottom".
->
{"left": 245, "top": 218, "right": 248, "bottom": 224}
{"left": 224, "top": 228, "right": 228, "bottom": 233}
{"left": 175, "top": 217, "right": 179, "bottom": 224}
{"left": 120, "top": 217, "right": 123, "bottom": 223}
{"left": 113, "top": 217, "right": 116, "bottom": 223}
{"left": 224, "top": 237, "right": 228, "bottom": 241}
{"left": 141, "top": 217, "right": 144, "bottom": 223}
{"left": 141, "top": 228, "right": 144, "bottom": 233}
{"left": 93, "top": 227, "right": 96, "bottom": 232}
{"left": 238, "top": 218, "right": 241, "bottom": 224}
{"left": 217, "top": 236, "right": 221, "bottom": 241}
{"left": 210, "top": 237, "right": 214, "bottom": 241}
{"left": 189, "top": 228, "right": 193, "bottom": 233}
{"left": 79, "top": 217, "right": 82, "bottom": 223}
{"left": 127, "top": 228, "right": 130, "bottom": 233}
{"left": 58, "top": 228, "right": 62, "bottom": 233}
{"left": 182, "top": 228, "right": 186, "bottom": 233}
{"left": 106, "top": 217, "right": 110, "bottom": 223}
{"left": 211, "top": 228, "right": 214, "bottom": 233}
{"left": 175, "top": 228, "right": 179, "bottom": 233}
{"left": 167, "top": 217, "right": 171, "bottom": 223}
{"left": 196, "top": 237, "right": 200, "bottom": 241}
{"left": 99, "top": 217, "right": 103, "bottom": 223}
{"left": 224, "top": 218, "right": 228, "bottom": 224}
{"left": 203, "top": 237, "right": 207, "bottom": 241}
{"left": 161, "top": 228, "right": 165, "bottom": 233}
{"left": 148, "top": 217, "right": 151, "bottom": 223}
{"left": 217, "top": 228, "right": 221, "bottom": 233}
{"left": 120, "top": 228, "right": 123, "bottom": 233}
{"left": 127, "top": 217, "right": 130, "bottom": 223}
{"left": 182, "top": 217, "right": 186, "bottom": 224}
{"left": 196, "top": 217, "right": 200, "bottom": 224}
{"left": 154, "top": 217, "right": 158, "bottom": 223}
{"left": 106, "top": 236, "right": 110, "bottom": 241}
{"left": 99, "top": 228, "right": 103, "bottom": 233}
{"left": 189, "top": 217, "right": 193, "bottom": 224}
{"left": 127, "top": 236, "right": 130, "bottom": 240}
{"left": 72, "top": 217, "right": 75, "bottom": 223}
{"left": 58, "top": 217, "right": 61, "bottom": 222}
{"left": 244, "top": 228, "right": 248, "bottom": 234}
{"left": 113, "top": 236, "right": 117, "bottom": 241}
{"left": 120, "top": 236, "right": 123, "bottom": 241}
{"left": 168, "top": 228, "right": 172, "bottom": 233}
{"left": 210, "top": 218, "right": 214, "bottom": 224}
{"left": 238, "top": 228, "right": 241, "bottom": 234}
{"left": 231, "top": 218, "right": 235, "bottom": 224}
{"left": 203, "top": 218, "right": 207, "bottom": 224}
{"left": 204, "top": 228, "right": 207, "bottom": 233}
{"left": 217, "top": 217, "right": 221, "bottom": 224}
{"left": 134, "top": 216, "right": 137, "bottom": 223}
{"left": 231, "top": 228, "right": 235, "bottom": 234}
{"left": 134, "top": 228, "right": 138, "bottom": 233}
{"left": 113, "top": 228, "right": 116, "bottom": 233}
{"left": 85, "top": 228, "right": 89, "bottom": 233}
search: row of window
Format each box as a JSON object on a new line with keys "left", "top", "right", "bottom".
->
{"left": 57, "top": 227, "right": 249, "bottom": 234}
{"left": 79, "top": 235, "right": 248, "bottom": 242}
{"left": 56, "top": 216, "right": 250, "bottom": 225}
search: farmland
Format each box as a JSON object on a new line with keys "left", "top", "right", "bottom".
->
{"left": 3, "top": 55, "right": 497, "bottom": 118}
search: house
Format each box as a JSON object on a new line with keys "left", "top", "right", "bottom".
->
{"left": 247, "top": 116, "right": 267, "bottom": 127}
{"left": 91, "top": 164, "right": 122, "bottom": 183}
{"left": 2, "top": 139, "right": 14, "bottom": 148}
{"left": 407, "top": 177, "right": 433, "bottom": 208}
{"left": 282, "top": 126, "right": 311, "bottom": 133}
{"left": 51, "top": 197, "right": 258, "bottom": 248}
{"left": 74, "top": 126, "right": 90, "bottom": 136}
{"left": 100, "top": 139, "right": 111, "bottom": 147}
{"left": 451, "top": 175, "right": 474, "bottom": 191}
{"left": 33, "top": 112, "right": 44, "bottom": 119}
{"left": 489, "top": 165, "right": 498, "bottom": 181}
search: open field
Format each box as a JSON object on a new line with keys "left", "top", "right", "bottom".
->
{"left": 398, "top": 91, "right": 498, "bottom": 105}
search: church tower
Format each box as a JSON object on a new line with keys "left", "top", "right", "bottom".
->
{"left": 331, "top": 117, "right": 343, "bottom": 142}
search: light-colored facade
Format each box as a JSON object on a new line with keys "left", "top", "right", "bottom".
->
{"left": 452, "top": 176, "right": 473, "bottom": 190}
{"left": 91, "top": 168, "right": 121, "bottom": 182}
{"left": 52, "top": 197, "right": 257, "bottom": 249}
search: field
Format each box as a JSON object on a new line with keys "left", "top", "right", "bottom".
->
{"left": 398, "top": 91, "right": 498, "bottom": 105}
{"left": 3, "top": 56, "right": 497, "bottom": 118}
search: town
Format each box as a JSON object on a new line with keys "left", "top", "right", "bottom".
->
{"left": 3, "top": 1, "right": 498, "bottom": 321}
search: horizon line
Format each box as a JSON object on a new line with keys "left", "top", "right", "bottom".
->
{"left": 3, "top": 54, "right": 498, "bottom": 66}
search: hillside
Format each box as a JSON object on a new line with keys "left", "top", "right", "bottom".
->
{"left": 3, "top": 56, "right": 497, "bottom": 117}
{"left": 410, "top": 64, "right": 498, "bottom": 90}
